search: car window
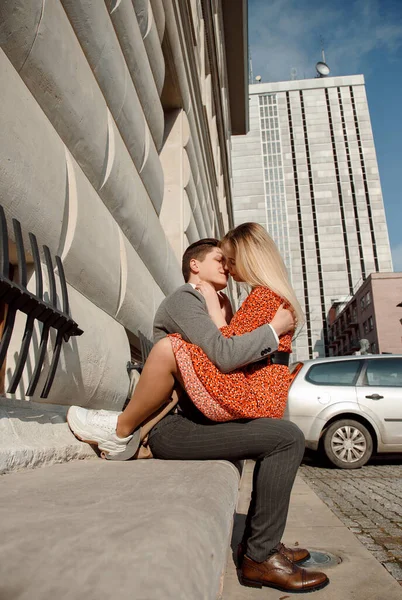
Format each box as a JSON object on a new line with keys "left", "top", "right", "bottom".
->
{"left": 364, "top": 358, "right": 402, "bottom": 387}
{"left": 306, "top": 360, "right": 363, "bottom": 386}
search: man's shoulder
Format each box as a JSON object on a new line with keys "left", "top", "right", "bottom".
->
{"left": 156, "top": 284, "right": 199, "bottom": 312}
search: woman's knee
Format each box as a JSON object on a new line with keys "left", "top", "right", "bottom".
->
{"left": 150, "top": 338, "right": 177, "bottom": 371}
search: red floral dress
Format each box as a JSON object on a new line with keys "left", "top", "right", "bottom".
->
{"left": 169, "top": 286, "right": 293, "bottom": 422}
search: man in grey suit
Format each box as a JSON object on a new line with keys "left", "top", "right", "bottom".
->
{"left": 68, "top": 238, "right": 328, "bottom": 592}
{"left": 147, "top": 239, "right": 329, "bottom": 593}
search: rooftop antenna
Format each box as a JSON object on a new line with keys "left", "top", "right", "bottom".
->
{"left": 320, "top": 35, "right": 326, "bottom": 64}
{"left": 290, "top": 67, "right": 298, "bottom": 80}
{"left": 249, "top": 46, "right": 254, "bottom": 85}
{"left": 316, "top": 35, "right": 330, "bottom": 77}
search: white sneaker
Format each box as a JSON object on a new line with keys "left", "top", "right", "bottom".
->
{"left": 67, "top": 406, "right": 133, "bottom": 457}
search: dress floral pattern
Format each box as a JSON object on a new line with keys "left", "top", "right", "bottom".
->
{"left": 169, "top": 286, "right": 293, "bottom": 422}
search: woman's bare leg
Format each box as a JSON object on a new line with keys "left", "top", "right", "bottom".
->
{"left": 116, "top": 337, "right": 181, "bottom": 438}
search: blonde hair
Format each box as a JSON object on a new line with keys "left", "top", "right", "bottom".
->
{"left": 221, "top": 223, "right": 305, "bottom": 327}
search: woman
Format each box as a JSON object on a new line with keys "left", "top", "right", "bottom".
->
{"left": 169, "top": 222, "right": 304, "bottom": 421}
{"left": 67, "top": 223, "right": 303, "bottom": 457}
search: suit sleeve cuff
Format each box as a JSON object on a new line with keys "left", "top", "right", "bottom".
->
{"left": 267, "top": 324, "right": 279, "bottom": 348}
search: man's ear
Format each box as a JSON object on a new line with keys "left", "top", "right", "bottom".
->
{"left": 189, "top": 258, "right": 200, "bottom": 274}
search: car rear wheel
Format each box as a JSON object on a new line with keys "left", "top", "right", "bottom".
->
{"left": 322, "top": 419, "right": 373, "bottom": 469}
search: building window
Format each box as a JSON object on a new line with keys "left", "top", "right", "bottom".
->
{"left": 366, "top": 291, "right": 371, "bottom": 305}
{"left": 258, "top": 94, "right": 291, "bottom": 273}
{"left": 286, "top": 91, "right": 312, "bottom": 359}
{"left": 338, "top": 87, "right": 366, "bottom": 280}
{"left": 360, "top": 297, "right": 365, "bottom": 310}
{"left": 299, "top": 90, "right": 329, "bottom": 354}
{"left": 371, "top": 342, "right": 377, "bottom": 353}
{"left": 368, "top": 316, "right": 374, "bottom": 331}
{"left": 350, "top": 86, "right": 379, "bottom": 272}
{"left": 324, "top": 88, "right": 353, "bottom": 295}
{"left": 363, "top": 320, "right": 369, "bottom": 334}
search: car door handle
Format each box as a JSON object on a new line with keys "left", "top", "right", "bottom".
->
{"left": 365, "top": 394, "right": 384, "bottom": 400}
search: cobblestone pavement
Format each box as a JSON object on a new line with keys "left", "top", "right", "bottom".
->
{"left": 299, "top": 454, "right": 402, "bottom": 585}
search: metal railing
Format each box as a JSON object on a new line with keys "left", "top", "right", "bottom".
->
{"left": 0, "top": 205, "right": 83, "bottom": 398}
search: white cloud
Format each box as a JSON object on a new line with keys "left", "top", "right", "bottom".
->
{"left": 392, "top": 243, "right": 402, "bottom": 272}
{"left": 248, "top": 0, "right": 402, "bottom": 83}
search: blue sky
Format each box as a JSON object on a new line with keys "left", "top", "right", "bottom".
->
{"left": 248, "top": 0, "right": 402, "bottom": 271}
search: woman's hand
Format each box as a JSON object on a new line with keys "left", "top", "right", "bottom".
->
{"left": 195, "top": 282, "right": 228, "bottom": 328}
{"left": 270, "top": 304, "right": 295, "bottom": 337}
{"left": 218, "top": 292, "right": 234, "bottom": 324}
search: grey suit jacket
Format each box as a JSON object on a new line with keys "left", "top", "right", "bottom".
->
{"left": 153, "top": 284, "right": 278, "bottom": 373}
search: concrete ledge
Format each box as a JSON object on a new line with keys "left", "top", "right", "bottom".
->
{"left": 0, "top": 398, "right": 96, "bottom": 475}
{"left": 0, "top": 459, "right": 240, "bottom": 600}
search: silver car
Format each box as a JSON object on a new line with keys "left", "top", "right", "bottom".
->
{"left": 284, "top": 354, "right": 402, "bottom": 469}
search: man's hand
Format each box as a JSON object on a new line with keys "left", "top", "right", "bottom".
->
{"left": 270, "top": 304, "right": 295, "bottom": 337}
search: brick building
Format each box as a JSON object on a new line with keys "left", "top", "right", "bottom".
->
{"left": 328, "top": 273, "right": 402, "bottom": 355}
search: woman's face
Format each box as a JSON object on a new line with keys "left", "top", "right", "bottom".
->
{"left": 221, "top": 242, "right": 244, "bottom": 282}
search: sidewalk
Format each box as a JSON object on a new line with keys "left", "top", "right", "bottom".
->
{"left": 222, "top": 462, "right": 402, "bottom": 599}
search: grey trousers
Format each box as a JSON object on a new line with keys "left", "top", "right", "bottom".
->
{"left": 148, "top": 414, "right": 305, "bottom": 562}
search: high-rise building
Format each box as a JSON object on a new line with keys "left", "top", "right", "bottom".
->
{"left": 231, "top": 74, "right": 393, "bottom": 360}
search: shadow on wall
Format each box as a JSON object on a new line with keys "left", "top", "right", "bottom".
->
{"left": 5, "top": 319, "right": 85, "bottom": 407}
{"left": 4, "top": 281, "right": 131, "bottom": 411}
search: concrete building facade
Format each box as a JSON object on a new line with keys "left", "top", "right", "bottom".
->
{"left": 0, "top": 0, "right": 247, "bottom": 410}
{"left": 328, "top": 272, "right": 402, "bottom": 356}
{"left": 231, "top": 75, "right": 393, "bottom": 360}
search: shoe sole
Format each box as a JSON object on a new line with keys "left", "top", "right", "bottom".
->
{"left": 241, "top": 575, "right": 330, "bottom": 593}
{"left": 103, "top": 430, "right": 141, "bottom": 461}
{"left": 66, "top": 407, "right": 140, "bottom": 461}
{"left": 294, "top": 551, "right": 311, "bottom": 565}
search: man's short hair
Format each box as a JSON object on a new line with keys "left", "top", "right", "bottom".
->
{"left": 182, "top": 238, "right": 220, "bottom": 282}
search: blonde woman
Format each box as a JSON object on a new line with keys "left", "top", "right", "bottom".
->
{"left": 168, "top": 222, "right": 304, "bottom": 421}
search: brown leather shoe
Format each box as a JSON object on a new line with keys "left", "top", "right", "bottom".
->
{"left": 277, "top": 541, "right": 311, "bottom": 564}
{"left": 237, "top": 541, "right": 310, "bottom": 567}
{"left": 241, "top": 552, "right": 329, "bottom": 593}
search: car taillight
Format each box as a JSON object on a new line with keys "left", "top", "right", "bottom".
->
{"left": 289, "top": 361, "right": 303, "bottom": 385}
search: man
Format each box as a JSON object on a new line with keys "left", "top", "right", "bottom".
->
{"left": 147, "top": 239, "right": 328, "bottom": 593}
{"left": 68, "top": 239, "right": 329, "bottom": 593}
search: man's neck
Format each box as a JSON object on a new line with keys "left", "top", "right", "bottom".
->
{"left": 187, "top": 275, "right": 202, "bottom": 287}
{"left": 188, "top": 275, "right": 218, "bottom": 288}
{"left": 187, "top": 276, "right": 226, "bottom": 293}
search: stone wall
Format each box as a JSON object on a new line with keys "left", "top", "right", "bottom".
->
{"left": 0, "top": 0, "right": 236, "bottom": 408}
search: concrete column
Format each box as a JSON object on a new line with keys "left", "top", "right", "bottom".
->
{"left": 60, "top": 0, "right": 164, "bottom": 212}
{"left": 185, "top": 163, "right": 208, "bottom": 239}
{"left": 132, "top": 0, "right": 165, "bottom": 95}
{"left": 159, "top": 110, "right": 194, "bottom": 262}
{"left": 163, "top": 2, "right": 223, "bottom": 234}
{"left": 116, "top": 233, "right": 165, "bottom": 340}
{"left": 149, "top": 0, "right": 165, "bottom": 42}
{"left": 104, "top": 0, "right": 164, "bottom": 151}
